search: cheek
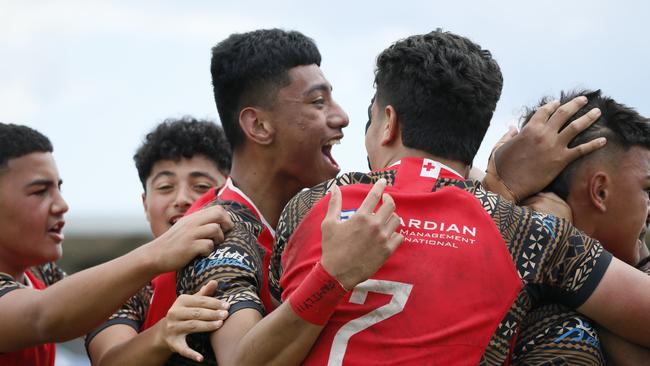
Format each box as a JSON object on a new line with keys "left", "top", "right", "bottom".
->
{"left": 145, "top": 195, "right": 172, "bottom": 222}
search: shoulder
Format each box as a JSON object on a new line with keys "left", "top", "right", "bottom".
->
{"left": 0, "top": 273, "right": 22, "bottom": 298}
{"left": 29, "top": 262, "right": 67, "bottom": 286}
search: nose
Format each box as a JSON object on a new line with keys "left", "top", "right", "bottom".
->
{"left": 52, "top": 190, "right": 69, "bottom": 215}
{"left": 328, "top": 100, "right": 350, "bottom": 130}
{"left": 174, "top": 185, "right": 193, "bottom": 211}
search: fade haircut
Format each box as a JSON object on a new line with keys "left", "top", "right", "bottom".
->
{"left": 0, "top": 123, "right": 53, "bottom": 172}
{"left": 521, "top": 89, "right": 650, "bottom": 200}
{"left": 211, "top": 28, "right": 321, "bottom": 149}
{"left": 134, "top": 116, "right": 232, "bottom": 190}
{"left": 373, "top": 29, "right": 503, "bottom": 165}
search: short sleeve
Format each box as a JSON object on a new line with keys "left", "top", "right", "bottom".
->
{"left": 85, "top": 284, "right": 153, "bottom": 347}
{"left": 177, "top": 218, "right": 266, "bottom": 317}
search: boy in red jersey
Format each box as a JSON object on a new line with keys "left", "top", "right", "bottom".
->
{"left": 266, "top": 31, "right": 650, "bottom": 365}
{"left": 135, "top": 29, "right": 401, "bottom": 366}
{"left": 0, "top": 122, "right": 230, "bottom": 366}
{"left": 164, "top": 28, "right": 607, "bottom": 365}
{"left": 87, "top": 117, "right": 234, "bottom": 365}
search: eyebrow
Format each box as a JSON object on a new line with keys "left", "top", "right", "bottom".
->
{"left": 151, "top": 171, "right": 176, "bottom": 182}
{"left": 189, "top": 171, "right": 218, "bottom": 182}
{"left": 303, "top": 83, "right": 332, "bottom": 97}
{"left": 152, "top": 170, "right": 218, "bottom": 183}
{"left": 26, "top": 179, "right": 63, "bottom": 189}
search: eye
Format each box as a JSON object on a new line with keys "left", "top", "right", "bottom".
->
{"left": 32, "top": 188, "right": 48, "bottom": 196}
{"left": 312, "top": 96, "right": 326, "bottom": 106}
{"left": 194, "top": 183, "right": 212, "bottom": 192}
{"left": 156, "top": 184, "right": 174, "bottom": 192}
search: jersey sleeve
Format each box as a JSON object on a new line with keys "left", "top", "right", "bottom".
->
{"left": 84, "top": 284, "right": 153, "bottom": 347}
{"left": 0, "top": 273, "right": 23, "bottom": 297}
{"left": 483, "top": 183, "right": 613, "bottom": 309}
{"left": 177, "top": 202, "right": 266, "bottom": 317}
{"left": 0, "top": 262, "right": 66, "bottom": 297}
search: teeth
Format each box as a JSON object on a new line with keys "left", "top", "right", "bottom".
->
{"left": 326, "top": 139, "right": 341, "bottom": 146}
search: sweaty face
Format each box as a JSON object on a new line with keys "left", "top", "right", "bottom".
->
{"left": 143, "top": 155, "right": 226, "bottom": 237}
{"left": 0, "top": 152, "right": 68, "bottom": 271}
{"left": 270, "top": 64, "right": 349, "bottom": 187}
{"left": 594, "top": 146, "right": 650, "bottom": 265}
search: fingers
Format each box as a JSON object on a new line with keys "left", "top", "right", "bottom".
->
{"left": 193, "top": 205, "right": 234, "bottom": 231}
{"left": 194, "top": 222, "right": 224, "bottom": 242}
{"left": 171, "top": 306, "right": 229, "bottom": 322}
{"left": 172, "top": 340, "right": 205, "bottom": 363}
{"left": 558, "top": 106, "right": 601, "bottom": 142}
{"left": 568, "top": 136, "right": 607, "bottom": 160}
{"left": 196, "top": 280, "right": 219, "bottom": 297}
{"left": 527, "top": 100, "right": 560, "bottom": 127}
{"left": 375, "top": 193, "right": 396, "bottom": 223}
{"left": 169, "top": 318, "right": 226, "bottom": 361}
{"left": 193, "top": 238, "right": 215, "bottom": 257}
{"left": 357, "top": 178, "right": 387, "bottom": 214}
{"left": 325, "top": 184, "right": 342, "bottom": 223}
{"left": 546, "top": 96, "right": 588, "bottom": 131}
{"left": 386, "top": 232, "right": 405, "bottom": 253}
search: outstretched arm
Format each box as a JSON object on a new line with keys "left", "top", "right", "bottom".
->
{"left": 577, "top": 257, "right": 650, "bottom": 347}
{"left": 211, "top": 179, "right": 404, "bottom": 366}
{"left": 483, "top": 96, "right": 606, "bottom": 202}
{"left": 0, "top": 205, "right": 232, "bottom": 351}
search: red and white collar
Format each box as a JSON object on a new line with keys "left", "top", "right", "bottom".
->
{"left": 218, "top": 177, "right": 276, "bottom": 237}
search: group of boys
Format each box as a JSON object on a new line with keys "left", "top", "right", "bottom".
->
{"left": 1, "top": 27, "right": 650, "bottom": 366}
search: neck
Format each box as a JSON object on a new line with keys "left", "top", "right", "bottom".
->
{"left": 229, "top": 148, "right": 305, "bottom": 228}
{"left": 0, "top": 256, "right": 27, "bottom": 283}
{"left": 382, "top": 147, "right": 470, "bottom": 178}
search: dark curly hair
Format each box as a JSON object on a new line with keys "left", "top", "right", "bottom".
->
{"left": 521, "top": 89, "right": 650, "bottom": 200}
{"left": 211, "top": 28, "right": 321, "bottom": 149}
{"left": 134, "top": 117, "right": 232, "bottom": 190}
{"left": 373, "top": 29, "right": 503, "bottom": 165}
{"left": 0, "top": 122, "right": 53, "bottom": 172}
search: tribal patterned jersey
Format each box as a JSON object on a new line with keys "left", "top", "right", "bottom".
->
{"left": 270, "top": 157, "right": 613, "bottom": 365}
{"left": 511, "top": 258, "right": 650, "bottom": 365}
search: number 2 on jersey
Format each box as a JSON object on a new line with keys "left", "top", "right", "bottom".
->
{"left": 327, "top": 279, "right": 413, "bottom": 366}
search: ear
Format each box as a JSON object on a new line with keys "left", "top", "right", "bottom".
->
{"left": 380, "top": 105, "right": 400, "bottom": 146}
{"left": 142, "top": 192, "right": 151, "bottom": 223}
{"left": 587, "top": 172, "right": 610, "bottom": 212}
{"left": 239, "top": 107, "right": 275, "bottom": 145}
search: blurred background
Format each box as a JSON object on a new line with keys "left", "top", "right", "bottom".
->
{"left": 3, "top": 0, "right": 650, "bottom": 364}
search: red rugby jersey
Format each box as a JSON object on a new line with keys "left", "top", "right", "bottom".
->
{"left": 0, "top": 270, "right": 56, "bottom": 366}
{"left": 143, "top": 178, "right": 275, "bottom": 330}
{"left": 281, "top": 157, "right": 523, "bottom": 365}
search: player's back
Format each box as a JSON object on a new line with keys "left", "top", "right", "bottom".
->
{"left": 281, "top": 158, "right": 523, "bottom": 365}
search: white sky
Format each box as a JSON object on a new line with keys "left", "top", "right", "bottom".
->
{"left": 2, "top": 0, "right": 649, "bottom": 233}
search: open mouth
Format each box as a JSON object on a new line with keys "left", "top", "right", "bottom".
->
{"left": 48, "top": 221, "right": 65, "bottom": 243}
{"left": 169, "top": 215, "right": 183, "bottom": 226}
{"left": 322, "top": 138, "right": 342, "bottom": 169}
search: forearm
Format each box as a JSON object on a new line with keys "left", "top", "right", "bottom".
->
{"left": 214, "top": 304, "right": 323, "bottom": 366}
{"left": 36, "top": 243, "right": 158, "bottom": 342}
{"left": 90, "top": 323, "right": 172, "bottom": 366}
{"left": 598, "top": 326, "right": 650, "bottom": 366}
{"left": 578, "top": 258, "right": 650, "bottom": 347}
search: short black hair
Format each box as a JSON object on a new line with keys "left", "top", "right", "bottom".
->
{"left": 0, "top": 122, "right": 53, "bottom": 172}
{"left": 521, "top": 89, "right": 650, "bottom": 199}
{"left": 133, "top": 116, "right": 231, "bottom": 190}
{"left": 211, "top": 28, "right": 321, "bottom": 148}
{"left": 373, "top": 29, "right": 503, "bottom": 165}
